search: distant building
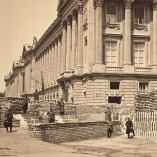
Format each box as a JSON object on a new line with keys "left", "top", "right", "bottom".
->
{"left": 4, "top": 0, "right": 157, "bottom": 107}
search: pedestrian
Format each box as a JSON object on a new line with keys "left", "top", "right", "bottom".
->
{"left": 125, "top": 117, "right": 135, "bottom": 139}
{"left": 4, "top": 107, "right": 13, "bottom": 132}
{"left": 34, "top": 89, "right": 39, "bottom": 101}
{"left": 22, "top": 95, "right": 30, "bottom": 114}
{"left": 58, "top": 98, "right": 65, "bottom": 115}
{"left": 106, "top": 118, "right": 113, "bottom": 138}
{"left": 49, "top": 108, "right": 55, "bottom": 123}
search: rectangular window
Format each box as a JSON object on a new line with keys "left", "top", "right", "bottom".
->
{"left": 134, "top": 6, "right": 144, "bottom": 24}
{"left": 133, "top": 42, "right": 145, "bottom": 67}
{"left": 108, "top": 96, "right": 121, "bottom": 104}
{"left": 106, "top": 5, "right": 117, "bottom": 24}
{"left": 139, "top": 82, "right": 149, "bottom": 91}
{"left": 110, "top": 82, "right": 120, "bottom": 90}
{"left": 105, "top": 41, "right": 117, "bottom": 66}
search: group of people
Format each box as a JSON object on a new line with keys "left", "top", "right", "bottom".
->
{"left": 105, "top": 107, "right": 135, "bottom": 139}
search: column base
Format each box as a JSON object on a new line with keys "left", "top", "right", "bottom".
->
{"left": 123, "top": 65, "right": 134, "bottom": 73}
{"left": 92, "top": 63, "right": 105, "bottom": 73}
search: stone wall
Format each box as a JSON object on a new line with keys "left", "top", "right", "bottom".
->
{"left": 29, "top": 121, "right": 121, "bottom": 144}
{"left": 135, "top": 90, "right": 157, "bottom": 112}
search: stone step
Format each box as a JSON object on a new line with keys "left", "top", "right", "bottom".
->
{"left": 55, "top": 115, "right": 78, "bottom": 123}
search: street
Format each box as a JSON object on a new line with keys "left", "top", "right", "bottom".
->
{"left": 1, "top": 127, "right": 157, "bottom": 157}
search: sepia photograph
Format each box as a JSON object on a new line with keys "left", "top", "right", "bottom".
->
{"left": 0, "top": 0, "right": 157, "bottom": 156}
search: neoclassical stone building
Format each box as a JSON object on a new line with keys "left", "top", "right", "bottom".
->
{"left": 4, "top": 0, "right": 157, "bottom": 107}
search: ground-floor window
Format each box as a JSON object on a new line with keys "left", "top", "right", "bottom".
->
{"left": 139, "top": 82, "right": 149, "bottom": 91}
{"left": 108, "top": 96, "right": 121, "bottom": 104}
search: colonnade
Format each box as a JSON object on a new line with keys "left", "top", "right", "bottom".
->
{"left": 34, "top": 2, "right": 84, "bottom": 90}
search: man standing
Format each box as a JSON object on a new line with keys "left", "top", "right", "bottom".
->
{"left": 5, "top": 107, "right": 13, "bottom": 132}
{"left": 106, "top": 118, "right": 113, "bottom": 138}
{"left": 34, "top": 89, "right": 39, "bottom": 101}
{"left": 125, "top": 117, "right": 135, "bottom": 139}
{"left": 58, "top": 98, "right": 65, "bottom": 115}
{"left": 22, "top": 95, "right": 30, "bottom": 114}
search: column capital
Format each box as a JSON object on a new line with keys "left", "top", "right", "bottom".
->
{"left": 61, "top": 21, "right": 66, "bottom": 29}
{"left": 58, "top": 34, "right": 61, "bottom": 42}
{"left": 66, "top": 16, "right": 71, "bottom": 25}
{"left": 72, "top": 10, "right": 77, "bottom": 20}
{"left": 124, "top": 0, "right": 134, "bottom": 9}
{"left": 77, "top": 0, "right": 83, "bottom": 14}
{"left": 93, "top": 0, "right": 104, "bottom": 9}
{"left": 54, "top": 38, "right": 58, "bottom": 45}
{"left": 152, "top": 0, "right": 157, "bottom": 10}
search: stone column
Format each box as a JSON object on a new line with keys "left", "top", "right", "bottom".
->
{"left": 123, "top": 0, "right": 134, "bottom": 66}
{"left": 44, "top": 51, "right": 46, "bottom": 84}
{"left": 61, "top": 22, "right": 67, "bottom": 73}
{"left": 77, "top": 0, "right": 83, "bottom": 73}
{"left": 29, "top": 62, "right": 31, "bottom": 93}
{"left": 41, "top": 53, "right": 44, "bottom": 86}
{"left": 47, "top": 46, "right": 51, "bottom": 84}
{"left": 52, "top": 43, "right": 55, "bottom": 82}
{"left": 38, "top": 56, "right": 40, "bottom": 87}
{"left": 71, "top": 10, "right": 77, "bottom": 70}
{"left": 66, "top": 16, "right": 72, "bottom": 71}
{"left": 94, "top": 0, "right": 104, "bottom": 64}
{"left": 46, "top": 49, "right": 49, "bottom": 84}
{"left": 152, "top": 1, "right": 157, "bottom": 67}
{"left": 31, "top": 58, "right": 35, "bottom": 93}
{"left": 54, "top": 40, "right": 58, "bottom": 81}
{"left": 58, "top": 35, "right": 61, "bottom": 78}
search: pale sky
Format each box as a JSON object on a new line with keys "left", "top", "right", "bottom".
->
{"left": 0, "top": 0, "right": 58, "bottom": 92}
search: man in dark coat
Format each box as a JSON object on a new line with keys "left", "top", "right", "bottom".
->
{"left": 22, "top": 95, "right": 30, "bottom": 114}
{"left": 34, "top": 89, "right": 39, "bottom": 101}
{"left": 5, "top": 107, "right": 13, "bottom": 132}
{"left": 106, "top": 118, "right": 113, "bottom": 138}
{"left": 125, "top": 117, "right": 135, "bottom": 139}
{"left": 58, "top": 98, "right": 65, "bottom": 115}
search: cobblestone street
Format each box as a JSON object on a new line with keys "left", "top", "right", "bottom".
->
{"left": 1, "top": 127, "right": 157, "bottom": 157}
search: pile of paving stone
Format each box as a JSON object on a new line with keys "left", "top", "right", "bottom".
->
{"left": 135, "top": 90, "right": 157, "bottom": 112}
{"left": 28, "top": 100, "right": 60, "bottom": 122}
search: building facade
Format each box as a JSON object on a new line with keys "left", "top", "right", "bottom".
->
{"left": 4, "top": 0, "right": 157, "bottom": 107}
